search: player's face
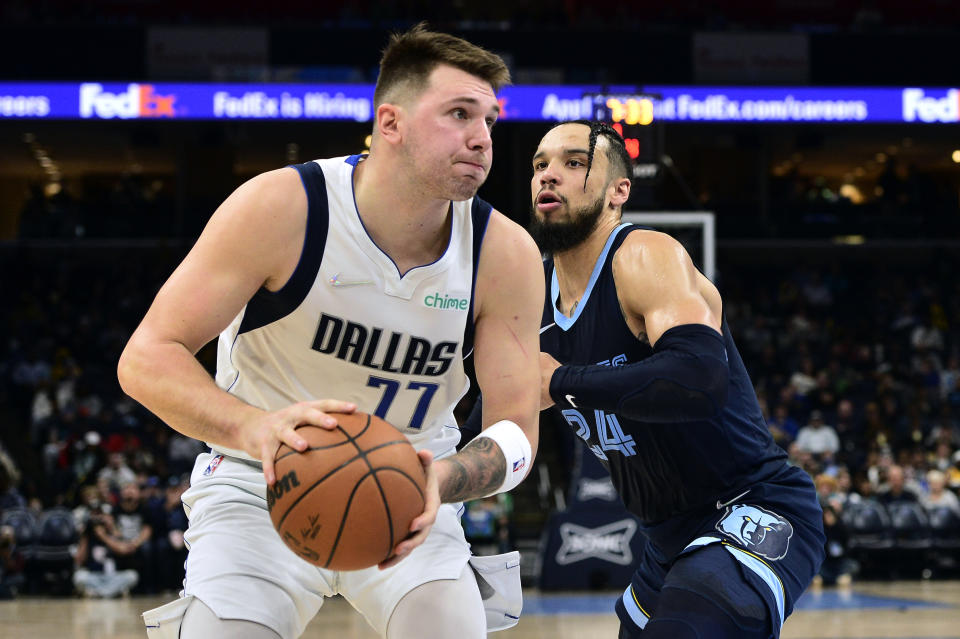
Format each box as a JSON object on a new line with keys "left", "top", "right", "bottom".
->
{"left": 530, "top": 123, "right": 614, "bottom": 223}
{"left": 528, "top": 124, "right": 612, "bottom": 251}
{"left": 401, "top": 65, "right": 500, "bottom": 201}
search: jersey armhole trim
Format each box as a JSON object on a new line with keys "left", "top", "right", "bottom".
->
{"left": 237, "top": 162, "right": 330, "bottom": 336}
{"left": 462, "top": 197, "right": 493, "bottom": 358}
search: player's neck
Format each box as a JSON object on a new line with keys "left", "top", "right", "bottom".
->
{"left": 552, "top": 216, "right": 621, "bottom": 313}
{"left": 352, "top": 154, "right": 453, "bottom": 275}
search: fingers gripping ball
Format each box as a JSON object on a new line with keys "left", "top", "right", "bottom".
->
{"left": 267, "top": 412, "right": 426, "bottom": 570}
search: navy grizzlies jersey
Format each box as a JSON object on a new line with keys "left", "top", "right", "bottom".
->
{"left": 541, "top": 224, "right": 787, "bottom": 544}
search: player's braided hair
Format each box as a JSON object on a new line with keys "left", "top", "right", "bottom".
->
{"left": 552, "top": 120, "right": 632, "bottom": 190}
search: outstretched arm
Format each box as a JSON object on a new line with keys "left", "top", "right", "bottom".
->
{"left": 542, "top": 230, "right": 728, "bottom": 422}
{"left": 438, "top": 211, "right": 544, "bottom": 502}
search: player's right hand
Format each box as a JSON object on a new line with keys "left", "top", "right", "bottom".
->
{"left": 242, "top": 399, "right": 356, "bottom": 485}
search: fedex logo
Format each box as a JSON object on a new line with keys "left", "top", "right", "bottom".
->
{"left": 79, "top": 83, "right": 177, "bottom": 119}
{"left": 902, "top": 88, "right": 959, "bottom": 123}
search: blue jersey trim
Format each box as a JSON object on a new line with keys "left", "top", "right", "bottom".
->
{"left": 724, "top": 544, "right": 786, "bottom": 630}
{"left": 620, "top": 585, "right": 650, "bottom": 629}
{"left": 552, "top": 222, "right": 631, "bottom": 331}
{"left": 237, "top": 162, "right": 329, "bottom": 335}
{"left": 463, "top": 197, "right": 493, "bottom": 358}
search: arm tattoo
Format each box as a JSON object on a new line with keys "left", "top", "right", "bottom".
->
{"left": 439, "top": 437, "right": 507, "bottom": 503}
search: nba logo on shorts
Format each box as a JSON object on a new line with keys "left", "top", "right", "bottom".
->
{"left": 203, "top": 455, "right": 224, "bottom": 476}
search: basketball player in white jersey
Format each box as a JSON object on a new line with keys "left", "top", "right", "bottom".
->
{"left": 117, "top": 24, "right": 543, "bottom": 639}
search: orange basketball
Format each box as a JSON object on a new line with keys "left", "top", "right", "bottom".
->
{"left": 267, "top": 412, "right": 426, "bottom": 570}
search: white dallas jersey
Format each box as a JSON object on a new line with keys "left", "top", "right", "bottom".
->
{"left": 213, "top": 155, "right": 491, "bottom": 462}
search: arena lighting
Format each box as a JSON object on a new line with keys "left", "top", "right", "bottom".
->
{"left": 1, "top": 83, "right": 959, "bottom": 123}
{"left": 952, "top": 150, "right": 960, "bottom": 163}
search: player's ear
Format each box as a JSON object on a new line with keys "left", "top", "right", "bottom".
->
{"left": 609, "top": 177, "right": 631, "bottom": 208}
{"left": 375, "top": 103, "right": 403, "bottom": 145}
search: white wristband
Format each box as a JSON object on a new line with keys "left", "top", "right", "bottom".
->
{"left": 474, "top": 420, "right": 533, "bottom": 496}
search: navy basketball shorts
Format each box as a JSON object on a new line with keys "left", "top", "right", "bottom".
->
{"left": 616, "top": 466, "right": 825, "bottom": 638}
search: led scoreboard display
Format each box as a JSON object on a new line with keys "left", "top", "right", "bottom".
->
{"left": 586, "top": 93, "right": 663, "bottom": 184}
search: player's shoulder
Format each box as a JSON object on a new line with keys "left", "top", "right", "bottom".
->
{"left": 618, "top": 227, "right": 687, "bottom": 257}
{"left": 233, "top": 164, "right": 308, "bottom": 213}
{"left": 480, "top": 207, "right": 542, "bottom": 264}
{"left": 614, "top": 228, "right": 694, "bottom": 271}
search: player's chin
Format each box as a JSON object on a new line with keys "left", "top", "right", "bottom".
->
{"left": 448, "top": 178, "right": 484, "bottom": 201}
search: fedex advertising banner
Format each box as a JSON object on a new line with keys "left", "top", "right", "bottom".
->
{"left": 0, "top": 82, "right": 956, "bottom": 124}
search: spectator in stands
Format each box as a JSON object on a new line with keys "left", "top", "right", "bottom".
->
{"left": 97, "top": 452, "right": 136, "bottom": 494}
{"left": 921, "top": 470, "right": 960, "bottom": 515}
{"left": 70, "top": 431, "right": 106, "bottom": 490}
{"left": 929, "top": 441, "right": 956, "bottom": 473}
{"left": 815, "top": 473, "right": 844, "bottom": 514}
{"left": 948, "top": 451, "right": 960, "bottom": 491}
{"left": 73, "top": 507, "right": 138, "bottom": 598}
{"left": 926, "top": 407, "right": 960, "bottom": 450}
{"left": 789, "top": 357, "right": 818, "bottom": 398}
{"left": 157, "top": 475, "right": 189, "bottom": 591}
{"left": 877, "top": 465, "right": 920, "bottom": 504}
{"left": 462, "top": 494, "right": 511, "bottom": 555}
{"left": 814, "top": 503, "right": 856, "bottom": 588}
{"left": 862, "top": 401, "right": 894, "bottom": 450}
{"left": 767, "top": 403, "right": 800, "bottom": 447}
{"left": 795, "top": 410, "right": 840, "bottom": 459}
{"left": 835, "top": 466, "right": 860, "bottom": 506}
{"left": 0, "top": 525, "right": 26, "bottom": 599}
{"left": 110, "top": 482, "right": 154, "bottom": 593}
{"left": 0, "top": 446, "right": 26, "bottom": 511}
{"left": 95, "top": 475, "right": 117, "bottom": 510}
{"left": 72, "top": 484, "right": 106, "bottom": 534}
{"left": 167, "top": 433, "right": 204, "bottom": 477}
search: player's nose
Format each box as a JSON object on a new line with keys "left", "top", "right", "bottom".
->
{"left": 539, "top": 160, "right": 561, "bottom": 185}
{"left": 467, "top": 119, "right": 492, "bottom": 152}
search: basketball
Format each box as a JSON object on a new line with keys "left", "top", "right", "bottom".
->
{"left": 266, "top": 412, "right": 426, "bottom": 570}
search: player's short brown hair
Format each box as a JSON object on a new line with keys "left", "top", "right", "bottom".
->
{"left": 373, "top": 22, "right": 511, "bottom": 107}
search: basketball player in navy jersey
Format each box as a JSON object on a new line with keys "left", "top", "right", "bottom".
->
{"left": 531, "top": 121, "right": 825, "bottom": 638}
{"left": 118, "top": 25, "right": 543, "bottom": 639}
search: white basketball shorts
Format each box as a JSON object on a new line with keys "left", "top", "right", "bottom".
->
{"left": 180, "top": 451, "right": 472, "bottom": 639}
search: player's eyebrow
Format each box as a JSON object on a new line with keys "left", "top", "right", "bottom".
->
{"left": 445, "top": 96, "right": 501, "bottom": 114}
{"left": 532, "top": 148, "right": 589, "bottom": 162}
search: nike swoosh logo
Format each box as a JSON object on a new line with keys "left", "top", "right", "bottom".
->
{"left": 539, "top": 322, "right": 556, "bottom": 334}
{"left": 565, "top": 394, "right": 577, "bottom": 407}
{"left": 329, "top": 272, "right": 372, "bottom": 287}
{"left": 716, "top": 489, "right": 750, "bottom": 510}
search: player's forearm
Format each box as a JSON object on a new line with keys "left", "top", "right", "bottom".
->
{"left": 549, "top": 323, "right": 729, "bottom": 423}
{"left": 118, "top": 338, "right": 261, "bottom": 449}
{"left": 436, "top": 437, "right": 507, "bottom": 503}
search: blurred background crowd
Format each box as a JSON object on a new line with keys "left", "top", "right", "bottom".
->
{"left": 2, "top": 0, "right": 960, "bottom": 599}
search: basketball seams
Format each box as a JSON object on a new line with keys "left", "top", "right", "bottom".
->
{"left": 272, "top": 414, "right": 413, "bottom": 551}
{"left": 269, "top": 412, "right": 426, "bottom": 570}
{"left": 274, "top": 416, "right": 374, "bottom": 464}
{"left": 324, "top": 468, "right": 427, "bottom": 568}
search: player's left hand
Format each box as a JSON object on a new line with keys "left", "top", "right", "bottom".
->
{"left": 378, "top": 448, "right": 439, "bottom": 570}
{"left": 539, "top": 352, "right": 561, "bottom": 410}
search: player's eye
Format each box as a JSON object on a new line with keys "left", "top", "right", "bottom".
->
{"left": 452, "top": 108, "right": 467, "bottom": 119}
{"left": 533, "top": 160, "right": 547, "bottom": 171}
{"left": 485, "top": 117, "right": 497, "bottom": 130}
{"left": 568, "top": 158, "right": 585, "bottom": 168}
